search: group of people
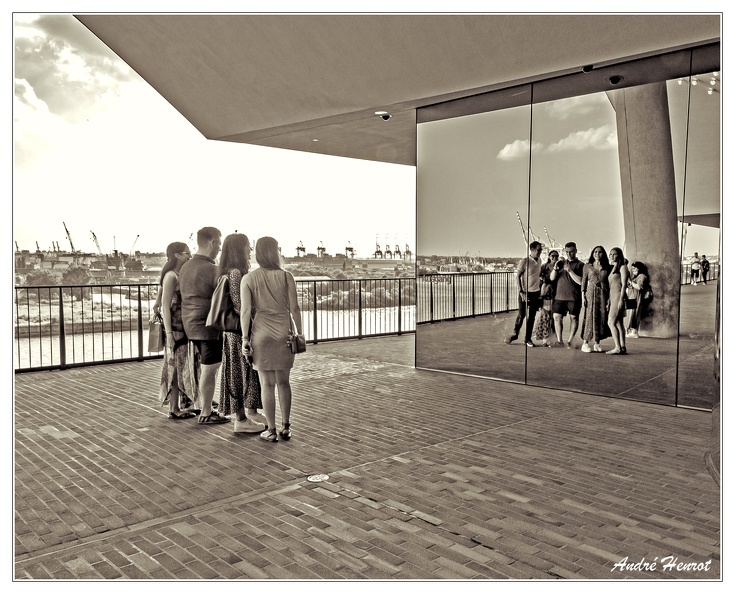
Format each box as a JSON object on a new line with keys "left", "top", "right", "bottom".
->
{"left": 505, "top": 241, "right": 651, "bottom": 355}
{"left": 689, "top": 252, "right": 711, "bottom": 286}
{"left": 155, "top": 227, "right": 303, "bottom": 443}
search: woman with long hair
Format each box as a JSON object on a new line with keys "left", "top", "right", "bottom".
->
{"left": 240, "top": 236, "right": 302, "bottom": 442}
{"left": 218, "top": 233, "right": 265, "bottom": 434}
{"left": 159, "top": 241, "right": 197, "bottom": 418}
{"left": 625, "top": 261, "right": 649, "bottom": 338}
{"left": 606, "top": 247, "right": 629, "bottom": 355}
{"left": 533, "top": 249, "right": 559, "bottom": 347}
{"left": 580, "top": 246, "right": 610, "bottom": 353}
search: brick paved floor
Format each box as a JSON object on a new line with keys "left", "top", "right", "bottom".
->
{"left": 13, "top": 335, "right": 720, "bottom": 580}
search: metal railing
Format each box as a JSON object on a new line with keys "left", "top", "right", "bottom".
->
{"left": 14, "top": 279, "right": 417, "bottom": 372}
{"left": 13, "top": 265, "right": 718, "bottom": 372}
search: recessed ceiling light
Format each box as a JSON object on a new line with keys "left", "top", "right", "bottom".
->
{"left": 374, "top": 111, "right": 388, "bottom": 115}
{"left": 312, "top": 138, "right": 319, "bottom": 142}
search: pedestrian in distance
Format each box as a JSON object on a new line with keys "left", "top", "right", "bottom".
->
{"left": 241, "top": 237, "right": 302, "bottom": 442}
{"left": 217, "top": 233, "right": 267, "bottom": 434}
{"left": 700, "top": 255, "right": 710, "bottom": 285}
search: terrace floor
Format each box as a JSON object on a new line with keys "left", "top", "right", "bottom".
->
{"left": 13, "top": 333, "right": 720, "bottom": 581}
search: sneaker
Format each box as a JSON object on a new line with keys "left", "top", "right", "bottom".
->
{"left": 542, "top": 342, "right": 552, "bottom": 348}
{"left": 525, "top": 340, "right": 536, "bottom": 348}
{"left": 233, "top": 418, "right": 265, "bottom": 433}
{"left": 581, "top": 343, "right": 591, "bottom": 353}
{"left": 248, "top": 411, "right": 267, "bottom": 425}
{"left": 593, "top": 344, "right": 603, "bottom": 352}
{"left": 629, "top": 330, "right": 639, "bottom": 338}
{"left": 566, "top": 341, "right": 572, "bottom": 350}
{"left": 504, "top": 334, "right": 518, "bottom": 344}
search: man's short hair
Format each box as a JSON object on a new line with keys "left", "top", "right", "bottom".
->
{"left": 529, "top": 241, "right": 542, "bottom": 251}
{"left": 196, "top": 227, "right": 221, "bottom": 247}
{"left": 564, "top": 242, "right": 577, "bottom": 250}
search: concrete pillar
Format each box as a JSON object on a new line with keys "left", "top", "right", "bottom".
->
{"left": 609, "top": 83, "right": 680, "bottom": 338}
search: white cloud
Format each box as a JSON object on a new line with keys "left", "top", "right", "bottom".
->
{"left": 497, "top": 139, "right": 543, "bottom": 161}
{"left": 544, "top": 94, "right": 608, "bottom": 120}
{"left": 546, "top": 124, "right": 617, "bottom": 153}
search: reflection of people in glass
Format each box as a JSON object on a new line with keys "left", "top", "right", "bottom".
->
{"left": 580, "top": 246, "right": 610, "bottom": 353}
{"left": 606, "top": 247, "right": 629, "bottom": 355}
{"left": 550, "top": 241, "right": 584, "bottom": 348}
{"left": 533, "top": 250, "right": 559, "bottom": 347}
{"left": 505, "top": 241, "right": 542, "bottom": 347}
{"left": 700, "top": 255, "right": 710, "bottom": 285}
{"left": 690, "top": 252, "right": 701, "bottom": 285}
{"left": 625, "top": 261, "right": 649, "bottom": 338}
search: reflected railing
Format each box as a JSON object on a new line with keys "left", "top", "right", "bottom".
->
{"left": 14, "top": 279, "right": 417, "bottom": 372}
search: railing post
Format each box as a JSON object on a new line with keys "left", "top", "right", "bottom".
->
{"left": 58, "top": 289, "right": 67, "bottom": 370}
{"left": 137, "top": 288, "right": 144, "bottom": 361}
{"left": 312, "top": 281, "right": 318, "bottom": 344}
{"left": 452, "top": 275, "right": 456, "bottom": 319}
{"left": 358, "top": 279, "right": 363, "bottom": 338}
{"left": 471, "top": 274, "right": 476, "bottom": 317}
{"left": 397, "top": 279, "right": 402, "bottom": 335}
{"left": 429, "top": 276, "right": 434, "bottom": 322}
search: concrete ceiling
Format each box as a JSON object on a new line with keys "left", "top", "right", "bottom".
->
{"left": 76, "top": 14, "right": 720, "bottom": 166}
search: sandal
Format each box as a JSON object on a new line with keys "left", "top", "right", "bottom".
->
{"left": 198, "top": 411, "right": 230, "bottom": 425}
{"left": 279, "top": 423, "right": 292, "bottom": 440}
{"left": 169, "top": 411, "right": 196, "bottom": 420}
{"left": 260, "top": 428, "right": 278, "bottom": 442}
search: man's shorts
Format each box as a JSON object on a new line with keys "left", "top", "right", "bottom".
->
{"left": 192, "top": 338, "right": 223, "bottom": 365}
{"left": 552, "top": 299, "right": 581, "bottom": 317}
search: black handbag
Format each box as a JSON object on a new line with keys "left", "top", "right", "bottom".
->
{"left": 284, "top": 271, "right": 306, "bottom": 354}
{"left": 206, "top": 274, "right": 241, "bottom": 333}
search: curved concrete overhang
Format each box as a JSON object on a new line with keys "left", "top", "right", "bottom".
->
{"left": 75, "top": 14, "right": 720, "bottom": 165}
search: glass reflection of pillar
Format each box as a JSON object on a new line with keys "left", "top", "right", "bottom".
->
{"left": 609, "top": 82, "right": 680, "bottom": 338}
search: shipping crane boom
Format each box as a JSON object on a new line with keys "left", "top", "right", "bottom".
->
{"left": 63, "top": 222, "right": 76, "bottom": 252}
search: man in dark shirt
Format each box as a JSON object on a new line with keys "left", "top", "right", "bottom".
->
{"left": 700, "top": 255, "right": 710, "bottom": 285}
{"left": 179, "top": 226, "right": 229, "bottom": 425}
{"left": 550, "top": 241, "right": 584, "bottom": 348}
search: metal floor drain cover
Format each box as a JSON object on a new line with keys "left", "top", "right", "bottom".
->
{"left": 307, "top": 474, "right": 330, "bottom": 482}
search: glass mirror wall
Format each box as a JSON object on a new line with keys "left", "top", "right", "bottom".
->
{"left": 416, "top": 86, "right": 532, "bottom": 382}
{"left": 416, "top": 45, "right": 720, "bottom": 409}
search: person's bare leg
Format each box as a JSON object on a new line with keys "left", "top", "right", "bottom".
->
{"left": 553, "top": 313, "right": 564, "bottom": 344}
{"left": 275, "top": 370, "right": 292, "bottom": 428}
{"left": 260, "top": 370, "right": 277, "bottom": 431}
{"left": 199, "top": 362, "right": 221, "bottom": 417}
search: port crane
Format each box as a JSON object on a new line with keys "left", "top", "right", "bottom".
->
{"left": 345, "top": 242, "right": 355, "bottom": 258}
{"left": 90, "top": 231, "right": 104, "bottom": 255}
{"left": 404, "top": 244, "right": 412, "bottom": 260}
{"left": 63, "top": 222, "right": 76, "bottom": 252}
{"left": 296, "top": 241, "right": 306, "bottom": 257}
{"left": 374, "top": 236, "right": 383, "bottom": 259}
{"left": 317, "top": 241, "right": 326, "bottom": 258}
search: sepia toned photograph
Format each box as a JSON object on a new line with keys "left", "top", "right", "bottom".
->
{"left": 12, "top": 6, "right": 723, "bottom": 584}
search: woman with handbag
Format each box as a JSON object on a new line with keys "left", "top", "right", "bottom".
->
{"left": 533, "top": 250, "right": 559, "bottom": 347}
{"left": 240, "top": 236, "right": 303, "bottom": 442}
{"left": 217, "top": 233, "right": 266, "bottom": 434}
{"left": 625, "top": 261, "right": 649, "bottom": 338}
{"left": 159, "top": 241, "right": 197, "bottom": 419}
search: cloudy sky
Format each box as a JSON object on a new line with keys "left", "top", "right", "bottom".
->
{"left": 12, "top": 9, "right": 722, "bottom": 263}
{"left": 12, "top": 13, "right": 415, "bottom": 259}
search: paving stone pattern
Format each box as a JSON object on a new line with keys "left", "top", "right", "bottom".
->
{"left": 14, "top": 336, "right": 720, "bottom": 580}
